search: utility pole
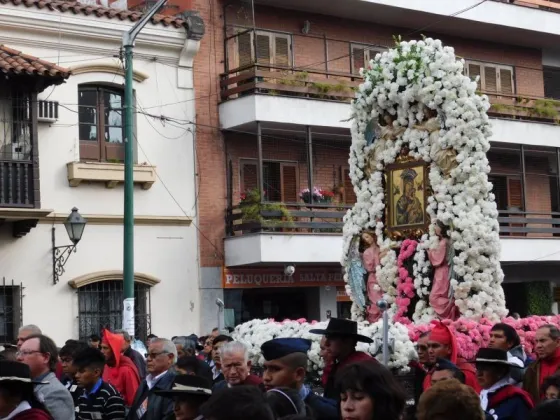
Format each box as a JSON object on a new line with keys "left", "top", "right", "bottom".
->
{"left": 121, "top": 0, "right": 168, "bottom": 338}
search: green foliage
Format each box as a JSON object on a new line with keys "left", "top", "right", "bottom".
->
{"left": 525, "top": 281, "right": 552, "bottom": 316}
{"left": 239, "top": 188, "right": 293, "bottom": 227}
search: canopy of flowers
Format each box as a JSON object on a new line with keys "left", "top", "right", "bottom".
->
{"left": 342, "top": 37, "right": 507, "bottom": 322}
{"left": 232, "top": 316, "right": 560, "bottom": 374}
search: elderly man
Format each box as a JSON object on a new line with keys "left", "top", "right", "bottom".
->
{"left": 16, "top": 325, "right": 42, "bottom": 349}
{"left": 213, "top": 341, "right": 263, "bottom": 391}
{"left": 17, "top": 334, "right": 74, "bottom": 419}
{"left": 115, "top": 329, "right": 147, "bottom": 380}
{"left": 128, "top": 338, "right": 176, "bottom": 420}
{"left": 261, "top": 337, "right": 337, "bottom": 419}
{"left": 524, "top": 324, "right": 560, "bottom": 404}
{"left": 173, "top": 336, "right": 197, "bottom": 358}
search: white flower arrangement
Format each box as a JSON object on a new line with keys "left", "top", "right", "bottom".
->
{"left": 342, "top": 38, "right": 507, "bottom": 322}
{"left": 232, "top": 318, "right": 417, "bottom": 373}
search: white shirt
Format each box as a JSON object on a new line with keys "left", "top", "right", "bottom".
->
{"left": 1, "top": 401, "right": 32, "bottom": 420}
{"left": 146, "top": 371, "right": 168, "bottom": 390}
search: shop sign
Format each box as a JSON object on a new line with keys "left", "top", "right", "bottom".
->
{"left": 337, "top": 286, "right": 351, "bottom": 302}
{"left": 223, "top": 267, "right": 344, "bottom": 289}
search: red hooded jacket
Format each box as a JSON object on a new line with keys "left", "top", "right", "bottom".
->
{"left": 101, "top": 330, "right": 140, "bottom": 406}
{"left": 11, "top": 409, "right": 52, "bottom": 420}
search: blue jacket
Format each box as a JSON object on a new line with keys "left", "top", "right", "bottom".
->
{"left": 485, "top": 384, "right": 534, "bottom": 420}
{"left": 305, "top": 392, "right": 338, "bottom": 420}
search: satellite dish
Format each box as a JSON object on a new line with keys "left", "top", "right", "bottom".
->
{"left": 302, "top": 20, "right": 311, "bottom": 34}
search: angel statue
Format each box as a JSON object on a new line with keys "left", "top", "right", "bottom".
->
{"left": 364, "top": 113, "right": 406, "bottom": 177}
{"left": 361, "top": 230, "right": 388, "bottom": 323}
{"left": 346, "top": 236, "right": 367, "bottom": 310}
{"left": 427, "top": 220, "right": 459, "bottom": 320}
{"left": 414, "top": 107, "right": 458, "bottom": 177}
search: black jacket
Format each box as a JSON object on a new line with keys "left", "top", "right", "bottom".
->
{"left": 124, "top": 347, "right": 147, "bottom": 380}
{"left": 126, "top": 370, "right": 175, "bottom": 420}
{"left": 305, "top": 392, "right": 338, "bottom": 420}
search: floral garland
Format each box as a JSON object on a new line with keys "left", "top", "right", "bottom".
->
{"left": 395, "top": 239, "right": 418, "bottom": 321}
{"left": 342, "top": 38, "right": 507, "bottom": 322}
{"left": 233, "top": 315, "right": 560, "bottom": 374}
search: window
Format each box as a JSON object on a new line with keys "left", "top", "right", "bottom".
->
{"left": 544, "top": 66, "right": 560, "bottom": 99}
{"left": 0, "top": 92, "right": 32, "bottom": 161}
{"left": 465, "top": 61, "right": 514, "bottom": 94}
{"left": 351, "top": 43, "right": 382, "bottom": 75}
{"left": 78, "top": 85, "right": 125, "bottom": 162}
{"left": 236, "top": 30, "right": 292, "bottom": 69}
{"left": 341, "top": 167, "right": 357, "bottom": 204}
{"left": 240, "top": 159, "right": 299, "bottom": 202}
{"left": 0, "top": 279, "right": 22, "bottom": 343}
{"left": 77, "top": 280, "right": 151, "bottom": 341}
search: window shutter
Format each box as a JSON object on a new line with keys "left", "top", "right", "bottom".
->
{"left": 241, "top": 161, "right": 258, "bottom": 192}
{"left": 256, "top": 33, "right": 271, "bottom": 65}
{"left": 507, "top": 178, "right": 523, "bottom": 209}
{"left": 280, "top": 163, "right": 298, "bottom": 203}
{"left": 499, "top": 68, "right": 514, "bottom": 94}
{"left": 237, "top": 31, "right": 253, "bottom": 68}
{"left": 544, "top": 66, "right": 560, "bottom": 99}
{"left": 468, "top": 63, "right": 482, "bottom": 90}
{"left": 351, "top": 45, "right": 365, "bottom": 75}
{"left": 274, "top": 36, "right": 290, "bottom": 67}
{"left": 484, "top": 66, "right": 498, "bottom": 92}
{"left": 343, "top": 168, "right": 357, "bottom": 204}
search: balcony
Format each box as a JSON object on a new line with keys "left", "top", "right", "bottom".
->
{"left": 220, "top": 29, "right": 560, "bottom": 132}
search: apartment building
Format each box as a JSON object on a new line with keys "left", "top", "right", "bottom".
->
{"left": 0, "top": 1, "right": 204, "bottom": 344}
{"left": 186, "top": 0, "right": 560, "bottom": 330}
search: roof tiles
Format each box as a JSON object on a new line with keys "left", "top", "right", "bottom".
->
{"left": 0, "top": 44, "right": 70, "bottom": 78}
{"left": 0, "top": 0, "right": 188, "bottom": 28}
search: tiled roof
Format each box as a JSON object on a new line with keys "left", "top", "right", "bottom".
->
{"left": 0, "top": 45, "right": 70, "bottom": 78}
{"left": 1, "top": 0, "right": 188, "bottom": 28}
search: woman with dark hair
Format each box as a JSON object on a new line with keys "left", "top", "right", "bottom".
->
{"left": 0, "top": 361, "right": 53, "bottom": 419}
{"left": 336, "top": 360, "right": 407, "bottom": 420}
{"left": 542, "top": 374, "right": 560, "bottom": 400}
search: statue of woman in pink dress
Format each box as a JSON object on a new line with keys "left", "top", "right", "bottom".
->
{"left": 361, "top": 231, "right": 386, "bottom": 322}
{"left": 428, "top": 220, "right": 459, "bottom": 320}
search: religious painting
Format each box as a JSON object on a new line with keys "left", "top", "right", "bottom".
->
{"left": 385, "top": 159, "right": 430, "bottom": 239}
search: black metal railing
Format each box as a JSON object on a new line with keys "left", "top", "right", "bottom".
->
{"left": 0, "top": 161, "right": 35, "bottom": 208}
{"left": 0, "top": 278, "right": 23, "bottom": 345}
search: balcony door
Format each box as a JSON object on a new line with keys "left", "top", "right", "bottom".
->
{"left": 236, "top": 30, "right": 292, "bottom": 69}
{"left": 240, "top": 159, "right": 299, "bottom": 203}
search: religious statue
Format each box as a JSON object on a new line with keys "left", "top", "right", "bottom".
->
{"left": 428, "top": 220, "right": 459, "bottom": 320}
{"left": 346, "top": 236, "right": 367, "bottom": 310}
{"left": 414, "top": 107, "right": 458, "bottom": 177}
{"left": 360, "top": 230, "right": 387, "bottom": 322}
{"left": 364, "top": 113, "right": 406, "bottom": 177}
{"left": 395, "top": 168, "right": 424, "bottom": 226}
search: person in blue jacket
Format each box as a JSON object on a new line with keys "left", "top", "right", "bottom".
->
{"left": 261, "top": 337, "right": 338, "bottom": 420}
{"left": 476, "top": 348, "right": 534, "bottom": 420}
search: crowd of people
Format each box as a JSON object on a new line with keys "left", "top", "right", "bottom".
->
{"left": 0, "top": 319, "right": 559, "bottom": 420}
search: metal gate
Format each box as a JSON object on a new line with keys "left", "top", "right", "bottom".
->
{"left": 0, "top": 278, "right": 23, "bottom": 344}
{"left": 77, "top": 280, "right": 151, "bottom": 342}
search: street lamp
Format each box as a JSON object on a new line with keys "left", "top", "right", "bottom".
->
{"left": 52, "top": 207, "right": 87, "bottom": 284}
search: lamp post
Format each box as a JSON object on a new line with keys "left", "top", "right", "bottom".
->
{"left": 52, "top": 207, "right": 87, "bottom": 284}
{"left": 377, "top": 299, "right": 390, "bottom": 366}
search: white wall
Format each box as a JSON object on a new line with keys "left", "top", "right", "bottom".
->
{"left": 0, "top": 7, "right": 202, "bottom": 340}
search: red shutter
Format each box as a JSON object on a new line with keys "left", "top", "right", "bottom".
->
{"left": 343, "top": 168, "right": 357, "bottom": 204}
{"left": 280, "top": 163, "right": 298, "bottom": 203}
{"left": 507, "top": 178, "right": 523, "bottom": 209}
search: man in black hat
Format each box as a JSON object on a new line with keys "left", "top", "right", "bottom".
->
{"left": 261, "top": 337, "right": 338, "bottom": 420}
{"left": 155, "top": 375, "right": 212, "bottom": 420}
{"left": 309, "top": 318, "right": 373, "bottom": 400}
{"left": 476, "top": 347, "right": 534, "bottom": 420}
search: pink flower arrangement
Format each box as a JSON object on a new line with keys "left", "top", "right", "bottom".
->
{"left": 394, "top": 239, "right": 418, "bottom": 322}
{"left": 407, "top": 315, "right": 560, "bottom": 360}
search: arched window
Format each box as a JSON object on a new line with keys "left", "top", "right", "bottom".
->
{"left": 71, "top": 272, "right": 159, "bottom": 342}
{"left": 78, "top": 85, "right": 125, "bottom": 162}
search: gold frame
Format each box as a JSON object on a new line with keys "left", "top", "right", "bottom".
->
{"left": 385, "top": 155, "right": 430, "bottom": 240}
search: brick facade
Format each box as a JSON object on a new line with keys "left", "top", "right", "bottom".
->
{"left": 194, "top": 1, "right": 548, "bottom": 269}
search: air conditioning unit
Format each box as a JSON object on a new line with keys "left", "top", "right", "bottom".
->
{"left": 37, "top": 100, "right": 59, "bottom": 123}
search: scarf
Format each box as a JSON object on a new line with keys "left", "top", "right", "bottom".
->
{"left": 539, "top": 348, "right": 560, "bottom": 386}
{"left": 480, "top": 377, "right": 510, "bottom": 411}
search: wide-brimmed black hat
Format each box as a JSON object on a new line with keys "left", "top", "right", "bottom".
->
{"left": 155, "top": 374, "right": 212, "bottom": 398}
{"left": 474, "top": 348, "right": 519, "bottom": 367}
{"left": 0, "top": 361, "right": 48, "bottom": 384}
{"left": 309, "top": 318, "right": 373, "bottom": 343}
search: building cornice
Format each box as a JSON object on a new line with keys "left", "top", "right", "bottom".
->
{"left": 68, "top": 270, "right": 161, "bottom": 289}
{"left": 69, "top": 61, "right": 150, "bottom": 82}
{"left": 41, "top": 213, "right": 192, "bottom": 226}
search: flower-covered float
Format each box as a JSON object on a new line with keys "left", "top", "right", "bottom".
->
{"left": 231, "top": 38, "right": 560, "bottom": 374}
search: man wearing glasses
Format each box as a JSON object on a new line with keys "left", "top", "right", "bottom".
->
{"left": 17, "top": 334, "right": 75, "bottom": 419}
{"left": 128, "top": 338, "right": 177, "bottom": 420}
